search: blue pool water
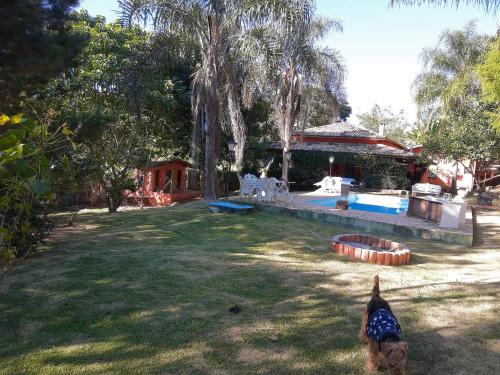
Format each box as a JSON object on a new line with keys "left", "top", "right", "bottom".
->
{"left": 306, "top": 194, "right": 409, "bottom": 215}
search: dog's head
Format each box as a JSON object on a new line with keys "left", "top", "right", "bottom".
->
{"left": 381, "top": 341, "right": 408, "bottom": 375}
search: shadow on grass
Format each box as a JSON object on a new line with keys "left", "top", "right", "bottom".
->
{"left": 0, "top": 202, "right": 498, "bottom": 374}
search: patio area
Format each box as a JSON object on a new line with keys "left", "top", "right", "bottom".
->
{"left": 230, "top": 191, "right": 474, "bottom": 246}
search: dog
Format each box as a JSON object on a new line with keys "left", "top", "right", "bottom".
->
{"left": 360, "top": 275, "right": 408, "bottom": 374}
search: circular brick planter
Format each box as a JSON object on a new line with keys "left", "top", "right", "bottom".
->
{"left": 331, "top": 234, "right": 411, "bottom": 266}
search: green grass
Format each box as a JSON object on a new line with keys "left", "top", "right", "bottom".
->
{"left": 0, "top": 202, "right": 499, "bottom": 375}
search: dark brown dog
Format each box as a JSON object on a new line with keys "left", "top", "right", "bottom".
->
{"left": 360, "top": 275, "right": 408, "bottom": 374}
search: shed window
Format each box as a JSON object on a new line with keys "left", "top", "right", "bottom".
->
{"left": 154, "top": 169, "right": 161, "bottom": 192}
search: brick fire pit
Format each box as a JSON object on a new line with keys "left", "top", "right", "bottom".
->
{"left": 331, "top": 234, "right": 411, "bottom": 266}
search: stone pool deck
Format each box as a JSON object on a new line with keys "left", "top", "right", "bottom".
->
{"left": 229, "top": 192, "right": 474, "bottom": 246}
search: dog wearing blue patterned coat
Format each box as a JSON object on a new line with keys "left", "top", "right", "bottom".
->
{"left": 360, "top": 275, "right": 408, "bottom": 374}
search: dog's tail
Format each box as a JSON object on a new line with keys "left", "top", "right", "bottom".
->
{"left": 372, "top": 275, "right": 380, "bottom": 298}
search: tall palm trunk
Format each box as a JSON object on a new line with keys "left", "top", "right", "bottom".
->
{"left": 189, "top": 110, "right": 201, "bottom": 189}
{"left": 276, "top": 68, "right": 301, "bottom": 182}
{"left": 203, "top": 16, "right": 222, "bottom": 201}
{"left": 204, "top": 90, "right": 218, "bottom": 200}
{"left": 226, "top": 66, "right": 246, "bottom": 172}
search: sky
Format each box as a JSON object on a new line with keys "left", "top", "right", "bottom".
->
{"left": 79, "top": 0, "right": 499, "bottom": 123}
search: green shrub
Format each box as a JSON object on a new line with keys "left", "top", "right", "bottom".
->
{"left": 0, "top": 114, "right": 64, "bottom": 260}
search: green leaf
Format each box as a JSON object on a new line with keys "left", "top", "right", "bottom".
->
{"left": 0, "top": 134, "right": 20, "bottom": 150}
{"left": 7, "top": 160, "right": 36, "bottom": 179}
{"left": 21, "top": 118, "right": 38, "bottom": 132}
{"left": 6, "top": 127, "right": 26, "bottom": 140}
{"left": 28, "top": 178, "right": 52, "bottom": 198}
{"left": 1, "top": 144, "right": 24, "bottom": 163}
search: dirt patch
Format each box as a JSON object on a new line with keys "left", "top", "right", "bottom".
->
{"left": 237, "top": 347, "right": 298, "bottom": 365}
{"left": 48, "top": 223, "right": 103, "bottom": 243}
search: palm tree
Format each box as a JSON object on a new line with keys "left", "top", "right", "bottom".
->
{"left": 390, "top": 0, "right": 499, "bottom": 13}
{"left": 119, "top": 0, "right": 313, "bottom": 199}
{"left": 267, "top": 17, "right": 346, "bottom": 181}
{"left": 413, "top": 21, "right": 491, "bottom": 124}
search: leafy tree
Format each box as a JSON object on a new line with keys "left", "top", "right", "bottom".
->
{"left": 338, "top": 102, "right": 352, "bottom": 122}
{"left": 476, "top": 36, "right": 500, "bottom": 132}
{"left": 267, "top": 16, "right": 346, "bottom": 181}
{"left": 0, "top": 0, "right": 86, "bottom": 109}
{"left": 420, "top": 103, "right": 499, "bottom": 169}
{"left": 36, "top": 11, "right": 192, "bottom": 150}
{"left": 119, "top": 0, "right": 314, "bottom": 199}
{"left": 413, "top": 24, "right": 499, "bottom": 186}
{"left": 52, "top": 153, "right": 93, "bottom": 226}
{"left": 33, "top": 12, "right": 192, "bottom": 212}
{"left": 79, "top": 120, "right": 152, "bottom": 213}
{"left": 357, "top": 104, "right": 412, "bottom": 144}
{"left": 413, "top": 21, "right": 491, "bottom": 124}
{"left": 297, "top": 86, "right": 350, "bottom": 138}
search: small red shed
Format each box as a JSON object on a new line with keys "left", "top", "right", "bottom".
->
{"left": 132, "top": 158, "right": 200, "bottom": 206}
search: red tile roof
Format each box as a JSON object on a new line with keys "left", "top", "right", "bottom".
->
{"left": 294, "top": 122, "right": 379, "bottom": 138}
{"left": 268, "top": 142, "right": 415, "bottom": 158}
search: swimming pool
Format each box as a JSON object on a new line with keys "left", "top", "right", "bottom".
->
{"left": 305, "top": 193, "right": 409, "bottom": 215}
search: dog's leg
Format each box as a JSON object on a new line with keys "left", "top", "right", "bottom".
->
{"left": 367, "top": 340, "right": 380, "bottom": 372}
{"left": 360, "top": 310, "right": 369, "bottom": 343}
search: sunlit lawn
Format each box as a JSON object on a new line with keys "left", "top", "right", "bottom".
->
{"left": 0, "top": 202, "right": 498, "bottom": 375}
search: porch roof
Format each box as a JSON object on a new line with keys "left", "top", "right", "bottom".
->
{"left": 294, "top": 122, "right": 379, "bottom": 138}
{"left": 267, "top": 142, "right": 415, "bottom": 158}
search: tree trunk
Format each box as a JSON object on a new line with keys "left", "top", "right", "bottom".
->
{"left": 107, "top": 197, "right": 119, "bottom": 213}
{"left": 276, "top": 69, "right": 301, "bottom": 183}
{"left": 201, "top": 16, "right": 222, "bottom": 201}
{"left": 204, "top": 83, "right": 219, "bottom": 201}
{"left": 226, "top": 66, "right": 247, "bottom": 173}
{"left": 190, "top": 109, "right": 202, "bottom": 189}
{"left": 281, "top": 95, "right": 294, "bottom": 182}
{"left": 282, "top": 147, "right": 289, "bottom": 181}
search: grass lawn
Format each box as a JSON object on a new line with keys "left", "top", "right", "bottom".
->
{"left": 0, "top": 202, "right": 499, "bottom": 375}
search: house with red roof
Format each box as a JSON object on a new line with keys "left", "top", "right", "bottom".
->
{"left": 268, "top": 122, "right": 417, "bottom": 185}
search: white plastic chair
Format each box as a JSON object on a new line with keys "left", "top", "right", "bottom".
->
{"left": 239, "top": 173, "right": 257, "bottom": 199}
{"left": 271, "top": 178, "right": 290, "bottom": 200}
{"left": 255, "top": 177, "right": 275, "bottom": 202}
{"left": 313, "top": 176, "right": 342, "bottom": 193}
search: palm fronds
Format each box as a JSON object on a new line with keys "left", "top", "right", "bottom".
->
{"left": 390, "top": 0, "right": 500, "bottom": 13}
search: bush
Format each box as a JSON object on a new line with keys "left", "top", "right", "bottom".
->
{"left": 362, "top": 175, "right": 408, "bottom": 190}
{"left": 0, "top": 114, "right": 62, "bottom": 260}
